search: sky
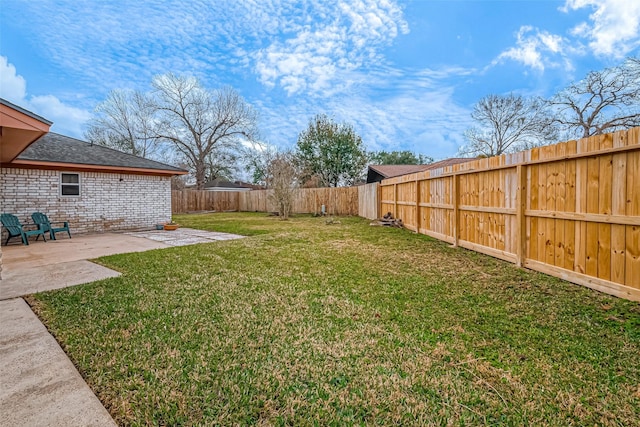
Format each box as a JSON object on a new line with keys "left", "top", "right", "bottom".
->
{"left": 1, "top": 0, "right": 640, "bottom": 160}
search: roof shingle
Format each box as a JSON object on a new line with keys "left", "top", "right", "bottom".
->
{"left": 16, "top": 133, "right": 186, "bottom": 173}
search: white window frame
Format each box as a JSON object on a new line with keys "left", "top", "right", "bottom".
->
{"left": 60, "top": 172, "right": 81, "bottom": 197}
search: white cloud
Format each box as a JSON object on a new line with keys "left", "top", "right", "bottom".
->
{"left": 1, "top": 1, "right": 464, "bottom": 155}
{"left": 493, "top": 26, "right": 575, "bottom": 72}
{"left": 256, "top": 66, "right": 473, "bottom": 159}
{"left": 494, "top": 0, "right": 640, "bottom": 72}
{"left": 330, "top": 87, "right": 470, "bottom": 158}
{"left": 4, "top": 0, "right": 408, "bottom": 98}
{"left": 254, "top": 0, "right": 409, "bottom": 96}
{"left": 563, "top": 0, "right": 640, "bottom": 57}
{"left": 0, "top": 57, "right": 27, "bottom": 103}
{"left": 29, "top": 95, "right": 92, "bottom": 137}
{"left": 0, "top": 56, "right": 91, "bottom": 138}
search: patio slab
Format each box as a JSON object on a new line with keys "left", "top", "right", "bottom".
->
{"left": 1, "top": 228, "right": 245, "bottom": 299}
{"left": 2, "top": 232, "right": 170, "bottom": 271}
{"left": 0, "top": 232, "right": 168, "bottom": 300}
{"left": 125, "top": 227, "right": 245, "bottom": 245}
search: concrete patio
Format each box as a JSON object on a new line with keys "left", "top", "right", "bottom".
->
{"left": 1, "top": 227, "right": 244, "bottom": 300}
{"left": 0, "top": 227, "right": 244, "bottom": 426}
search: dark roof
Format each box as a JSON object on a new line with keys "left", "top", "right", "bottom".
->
{"left": 368, "top": 164, "right": 434, "bottom": 179}
{"left": 366, "top": 158, "right": 472, "bottom": 183}
{"left": 0, "top": 98, "right": 53, "bottom": 125}
{"left": 202, "top": 179, "right": 264, "bottom": 190}
{"left": 422, "top": 157, "right": 472, "bottom": 171}
{"left": 16, "top": 132, "right": 186, "bottom": 173}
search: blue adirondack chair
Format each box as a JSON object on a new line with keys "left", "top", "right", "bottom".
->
{"left": 31, "top": 212, "right": 72, "bottom": 240}
{"left": 0, "top": 213, "right": 47, "bottom": 245}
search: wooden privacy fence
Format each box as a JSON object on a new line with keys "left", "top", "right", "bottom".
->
{"left": 172, "top": 184, "right": 379, "bottom": 217}
{"left": 358, "top": 182, "right": 380, "bottom": 219}
{"left": 238, "top": 187, "right": 360, "bottom": 216}
{"left": 172, "top": 190, "right": 239, "bottom": 213}
{"left": 380, "top": 128, "right": 640, "bottom": 301}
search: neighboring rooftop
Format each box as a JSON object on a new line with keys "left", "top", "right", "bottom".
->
{"left": 205, "top": 179, "right": 263, "bottom": 190}
{"left": 186, "top": 179, "right": 264, "bottom": 190}
{"left": 366, "top": 158, "right": 471, "bottom": 183}
{"left": 13, "top": 133, "right": 187, "bottom": 175}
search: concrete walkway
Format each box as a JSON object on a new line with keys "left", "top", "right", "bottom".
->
{"left": 0, "top": 298, "right": 117, "bottom": 426}
{"left": 0, "top": 228, "right": 245, "bottom": 426}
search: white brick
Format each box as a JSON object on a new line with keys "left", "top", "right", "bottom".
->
{"left": 0, "top": 168, "right": 172, "bottom": 235}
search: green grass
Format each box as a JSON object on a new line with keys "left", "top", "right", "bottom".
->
{"left": 28, "top": 213, "right": 640, "bottom": 426}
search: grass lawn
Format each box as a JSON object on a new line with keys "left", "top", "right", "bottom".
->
{"left": 28, "top": 213, "right": 640, "bottom": 426}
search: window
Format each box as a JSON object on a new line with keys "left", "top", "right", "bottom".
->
{"left": 61, "top": 173, "right": 80, "bottom": 196}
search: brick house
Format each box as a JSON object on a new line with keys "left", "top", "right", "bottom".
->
{"left": 0, "top": 98, "right": 187, "bottom": 236}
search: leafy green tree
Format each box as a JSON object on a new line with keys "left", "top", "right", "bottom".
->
{"left": 243, "top": 142, "right": 277, "bottom": 186}
{"left": 370, "top": 150, "right": 433, "bottom": 165}
{"left": 296, "top": 114, "right": 369, "bottom": 187}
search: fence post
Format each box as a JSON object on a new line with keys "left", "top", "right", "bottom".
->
{"left": 516, "top": 164, "right": 527, "bottom": 267}
{"left": 394, "top": 183, "right": 398, "bottom": 220}
{"left": 452, "top": 174, "right": 459, "bottom": 247}
{"left": 376, "top": 183, "right": 381, "bottom": 219}
{"left": 415, "top": 179, "right": 420, "bottom": 233}
{"left": 376, "top": 182, "right": 382, "bottom": 219}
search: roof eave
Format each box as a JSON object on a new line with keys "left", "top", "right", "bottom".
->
{"left": 0, "top": 101, "right": 53, "bottom": 163}
{"left": 4, "top": 159, "right": 189, "bottom": 176}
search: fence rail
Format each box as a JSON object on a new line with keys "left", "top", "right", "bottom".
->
{"left": 380, "top": 128, "right": 640, "bottom": 301}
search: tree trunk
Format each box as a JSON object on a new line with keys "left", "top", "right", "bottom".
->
{"left": 195, "top": 165, "right": 206, "bottom": 190}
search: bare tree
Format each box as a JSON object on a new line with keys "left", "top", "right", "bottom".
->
{"left": 266, "top": 151, "right": 298, "bottom": 220}
{"left": 550, "top": 58, "right": 640, "bottom": 138}
{"left": 152, "top": 74, "right": 258, "bottom": 189}
{"left": 460, "top": 94, "right": 557, "bottom": 157}
{"left": 85, "top": 89, "right": 161, "bottom": 158}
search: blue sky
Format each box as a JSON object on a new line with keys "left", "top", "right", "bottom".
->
{"left": 1, "top": 0, "right": 639, "bottom": 160}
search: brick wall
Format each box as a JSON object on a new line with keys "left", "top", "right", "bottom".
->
{"left": 0, "top": 168, "right": 172, "bottom": 234}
